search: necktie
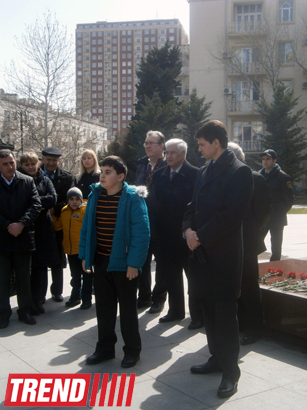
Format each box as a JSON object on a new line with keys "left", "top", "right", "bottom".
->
{"left": 170, "top": 171, "right": 176, "bottom": 181}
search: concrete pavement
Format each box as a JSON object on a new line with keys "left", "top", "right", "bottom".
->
{"left": 0, "top": 214, "right": 307, "bottom": 409}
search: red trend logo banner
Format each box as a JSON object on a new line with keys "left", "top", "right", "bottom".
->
{"left": 4, "top": 373, "right": 136, "bottom": 407}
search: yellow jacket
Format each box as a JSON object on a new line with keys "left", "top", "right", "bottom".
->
{"left": 59, "top": 203, "right": 87, "bottom": 255}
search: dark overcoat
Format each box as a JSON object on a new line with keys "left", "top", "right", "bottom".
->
{"left": 148, "top": 160, "right": 198, "bottom": 251}
{"left": 0, "top": 171, "right": 41, "bottom": 252}
{"left": 182, "top": 149, "right": 253, "bottom": 301}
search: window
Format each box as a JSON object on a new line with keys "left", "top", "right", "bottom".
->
{"left": 236, "top": 4, "right": 262, "bottom": 33}
{"left": 169, "top": 36, "right": 175, "bottom": 41}
{"left": 233, "top": 121, "right": 263, "bottom": 151}
{"left": 232, "top": 81, "right": 260, "bottom": 111}
{"left": 278, "top": 42, "right": 293, "bottom": 63}
{"left": 278, "top": 79, "right": 293, "bottom": 94}
{"left": 279, "top": 1, "right": 293, "bottom": 22}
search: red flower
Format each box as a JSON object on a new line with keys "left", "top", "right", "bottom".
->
{"left": 276, "top": 269, "right": 284, "bottom": 276}
{"left": 299, "top": 273, "right": 307, "bottom": 281}
{"left": 266, "top": 268, "right": 275, "bottom": 273}
{"left": 288, "top": 271, "right": 296, "bottom": 279}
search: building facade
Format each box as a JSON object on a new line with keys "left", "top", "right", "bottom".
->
{"left": 75, "top": 19, "right": 188, "bottom": 137}
{"left": 189, "top": 0, "right": 307, "bottom": 171}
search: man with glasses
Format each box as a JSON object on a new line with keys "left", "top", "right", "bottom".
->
{"left": 135, "top": 131, "right": 167, "bottom": 312}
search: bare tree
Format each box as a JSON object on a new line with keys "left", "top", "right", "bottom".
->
{"left": 4, "top": 10, "right": 75, "bottom": 147}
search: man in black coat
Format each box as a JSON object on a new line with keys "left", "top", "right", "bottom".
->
{"left": 259, "top": 149, "right": 294, "bottom": 261}
{"left": 135, "top": 130, "right": 167, "bottom": 311}
{"left": 182, "top": 121, "right": 253, "bottom": 398}
{"left": 0, "top": 150, "right": 41, "bottom": 329}
{"left": 148, "top": 138, "right": 203, "bottom": 328}
{"left": 41, "top": 147, "right": 74, "bottom": 301}
{"left": 228, "top": 142, "right": 271, "bottom": 345}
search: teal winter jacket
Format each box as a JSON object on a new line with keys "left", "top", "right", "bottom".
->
{"left": 79, "top": 181, "right": 150, "bottom": 272}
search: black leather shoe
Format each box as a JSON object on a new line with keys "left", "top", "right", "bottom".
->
{"left": 137, "top": 299, "right": 152, "bottom": 309}
{"left": 191, "top": 361, "right": 222, "bottom": 374}
{"left": 0, "top": 318, "right": 10, "bottom": 329}
{"left": 65, "top": 299, "right": 81, "bottom": 307}
{"left": 80, "top": 301, "right": 92, "bottom": 310}
{"left": 188, "top": 320, "right": 204, "bottom": 330}
{"left": 35, "top": 302, "right": 45, "bottom": 314}
{"left": 147, "top": 303, "right": 164, "bottom": 314}
{"left": 30, "top": 305, "right": 41, "bottom": 316}
{"left": 240, "top": 334, "right": 261, "bottom": 345}
{"left": 121, "top": 355, "right": 140, "bottom": 368}
{"left": 159, "top": 314, "right": 184, "bottom": 323}
{"left": 18, "top": 314, "right": 36, "bottom": 325}
{"left": 52, "top": 294, "right": 64, "bottom": 302}
{"left": 86, "top": 352, "right": 115, "bottom": 365}
{"left": 217, "top": 378, "right": 238, "bottom": 398}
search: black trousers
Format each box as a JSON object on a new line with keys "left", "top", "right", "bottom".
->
{"left": 237, "top": 256, "right": 263, "bottom": 337}
{"left": 0, "top": 252, "right": 32, "bottom": 320}
{"left": 67, "top": 254, "right": 93, "bottom": 303}
{"left": 49, "top": 230, "right": 65, "bottom": 296}
{"left": 31, "top": 266, "right": 47, "bottom": 303}
{"left": 199, "top": 297, "right": 241, "bottom": 383}
{"left": 138, "top": 240, "right": 167, "bottom": 305}
{"left": 94, "top": 255, "right": 141, "bottom": 358}
{"left": 265, "top": 225, "right": 284, "bottom": 261}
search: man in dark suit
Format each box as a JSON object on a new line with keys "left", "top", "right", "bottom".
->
{"left": 228, "top": 142, "right": 271, "bottom": 345}
{"left": 148, "top": 138, "right": 203, "bottom": 328}
{"left": 41, "top": 147, "right": 74, "bottom": 302}
{"left": 182, "top": 121, "right": 253, "bottom": 398}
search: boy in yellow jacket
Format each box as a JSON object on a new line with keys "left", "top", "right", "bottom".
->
{"left": 59, "top": 187, "right": 92, "bottom": 309}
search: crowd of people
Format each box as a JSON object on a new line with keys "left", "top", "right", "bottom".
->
{"left": 0, "top": 120, "right": 294, "bottom": 399}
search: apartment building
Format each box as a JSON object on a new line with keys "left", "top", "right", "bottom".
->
{"left": 75, "top": 19, "right": 188, "bottom": 137}
{"left": 189, "top": 0, "right": 307, "bottom": 159}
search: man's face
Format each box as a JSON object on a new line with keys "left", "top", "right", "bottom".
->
{"left": 0, "top": 154, "right": 16, "bottom": 181}
{"left": 197, "top": 137, "right": 219, "bottom": 160}
{"left": 166, "top": 144, "right": 185, "bottom": 170}
{"left": 262, "top": 155, "right": 276, "bottom": 172}
{"left": 100, "top": 165, "right": 124, "bottom": 193}
{"left": 41, "top": 155, "right": 60, "bottom": 173}
{"left": 144, "top": 134, "right": 164, "bottom": 160}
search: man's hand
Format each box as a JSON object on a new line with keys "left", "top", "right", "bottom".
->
{"left": 7, "top": 222, "right": 25, "bottom": 237}
{"left": 82, "top": 259, "right": 92, "bottom": 273}
{"left": 127, "top": 266, "right": 138, "bottom": 280}
{"left": 185, "top": 228, "right": 201, "bottom": 251}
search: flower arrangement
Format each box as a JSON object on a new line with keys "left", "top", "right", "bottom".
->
{"left": 260, "top": 268, "right": 307, "bottom": 293}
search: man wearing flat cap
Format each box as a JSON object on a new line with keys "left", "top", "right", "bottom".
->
{"left": 41, "top": 147, "right": 74, "bottom": 301}
{"left": 259, "top": 149, "right": 294, "bottom": 261}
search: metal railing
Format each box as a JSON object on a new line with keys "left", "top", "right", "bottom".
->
{"left": 228, "top": 21, "right": 265, "bottom": 35}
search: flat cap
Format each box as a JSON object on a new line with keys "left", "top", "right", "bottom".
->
{"left": 42, "top": 147, "right": 62, "bottom": 157}
{"left": 259, "top": 149, "right": 277, "bottom": 160}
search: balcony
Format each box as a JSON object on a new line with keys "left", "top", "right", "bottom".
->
{"left": 227, "top": 62, "right": 266, "bottom": 77}
{"left": 228, "top": 100, "right": 259, "bottom": 113}
{"left": 240, "top": 140, "right": 263, "bottom": 152}
{"left": 228, "top": 21, "right": 266, "bottom": 37}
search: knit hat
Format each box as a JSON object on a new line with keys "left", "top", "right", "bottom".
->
{"left": 67, "top": 187, "right": 83, "bottom": 201}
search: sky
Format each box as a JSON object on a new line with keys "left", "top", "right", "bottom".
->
{"left": 0, "top": 0, "right": 190, "bottom": 89}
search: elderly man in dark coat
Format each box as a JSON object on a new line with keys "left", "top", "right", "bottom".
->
{"left": 0, "top": 149, "right": 41, "bottom": 329}
{"left": 183, "top": 121, "right": 253, "bottom": 398}
{"left": 148, "top": 138, "right": 202, "bottom": 329}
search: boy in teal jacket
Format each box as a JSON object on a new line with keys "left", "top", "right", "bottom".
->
{"left": 79, "top": 156, "right": 150, "bottom": 368}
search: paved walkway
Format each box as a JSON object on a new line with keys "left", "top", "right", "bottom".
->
{"left": 1, "top": 215, "right": 307, "bottom": 409}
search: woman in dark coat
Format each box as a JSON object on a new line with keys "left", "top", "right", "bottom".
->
{"left": 74, "top": 149, "right": 100, "bottom": 200}
{"left": 19, "top": 152, "right": 60, "bottom": 315}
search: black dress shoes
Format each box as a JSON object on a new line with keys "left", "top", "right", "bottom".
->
{"left": 86, "top": 352, "right": 115, "bottom": 365}
{"left": 240, "top": 334, "right": 261, "bottom": 345}
{"left": 80, "top": 301, "right": 92, "bottom": 310}
{"left": 0, "top": 317, "right": 10, "bottom": 329}
{"left": 191, "top": 361, "right": 223, "bottom": 374}
{"left": 65, "top": 299, "right": 81, "bottom": 307}
{"left": 18, "top": 314, "right": 36, "bottom": 325}
{"left": 52, "top": 294, "right": 64, "bottom": 302}
{"left": 147, "top": 303, "right": 164, "bottom": 314}
{"left": 188, "top": 320, "right": 204, "bottom": 330}
{"left": 137, "top": 299, "right": 152, "bottom": 309}
{"left": 121, "top": 355, "right": 140, "bottom": 368}
{"left": 217, "top": 378, "right": 238, "bottom": 398}
{"left": 159, "top": 314, "right": 184, "bottom": 323}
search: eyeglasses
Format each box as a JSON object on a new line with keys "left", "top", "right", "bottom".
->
{"left": 143, "top": 142, "right": 160, "bottom": 147}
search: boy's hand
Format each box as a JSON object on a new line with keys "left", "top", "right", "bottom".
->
{"left": 127, "top": 266, "right": 138, "bottom": 280}
{"left": 82, "top": 260, "right": 92, "bottom": 273}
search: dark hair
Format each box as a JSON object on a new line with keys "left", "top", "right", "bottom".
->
{"left": 100, "top": 156, "right": 128, "bottom": 176}
{"left": 146, "top": 130, "right": 165, "bottom": 145}
{"left": 0, "top": 149, "right": 15, "bottom": 159}
{"left": 195, "top": 120, "right": 228, "bottom": 149}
